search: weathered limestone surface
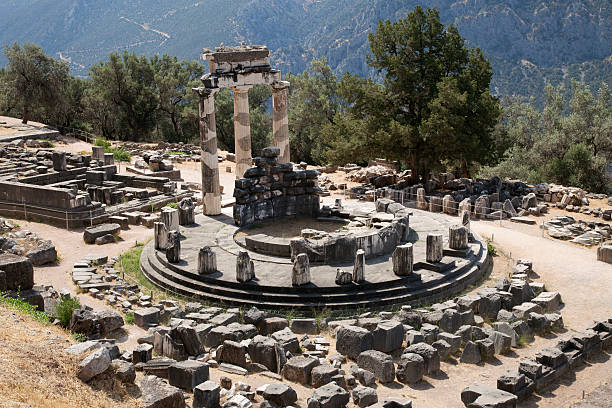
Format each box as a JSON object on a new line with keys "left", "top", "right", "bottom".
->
{"left": 198, "top": 246, "right": 217, "bottom": 274}
{"left": 272, "top": 81, "right": 290, "bottom": 163}
{"left": 0, "top": 254, "right": 34, "bottom": 290}
{"left": 161, "top": 207, "right": 179, "bottom": 232}
{"left": 233, "top": 87, "right": 253, "bottom": 178}
{"left": 154, "top": 222, "right": 169, "bottom": 250}
{"left": 166, "top": 231, "right": 181, "bottom": 263}
{"left": 178, "top": 197, "right": 196, "bottom": 225}
{"left": 236, "top": 250, "right": 255, "bottom": 282}
{"left": 353, "top": 249, "right": 365, "bottom": 283}
{"left": 196, "top": 89, "right": 222, "bottom": 215}
{"left": 292, "top": 253, "right": 311, "bottom": 286}
{"left": 392, "top": 243, "right": 413, "bottom": 276}
{"left": 83, "top": 223, "right": 120, "bottom": 244}
{"left": 417, "top": 188, "right": 428, "bottom": 210}
{"left": 449, "top": 225, "right": 469, "bottom": 250}
{"left": 426, "top": 234, "right": 443, "bottom": 263}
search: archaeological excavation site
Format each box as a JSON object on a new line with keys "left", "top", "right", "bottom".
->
{"left": 0, "top": 5, "right": 610, "bottom": 408}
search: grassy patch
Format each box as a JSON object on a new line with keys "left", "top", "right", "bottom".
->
{"left": 117, "top": 243, "right": 179, "bottom": 303}
{"left": 124, "top": 312, "right": 134, "bottom": 325}
{"left": 71, "top": 332, "right": 88, "bottom": 342}
{"left": 55, "top": 297, "right": 81, "bottom": 327}
{"left": 486, "top": 238, "right": 497, "bottom": 256}
{"left": 94, "top": 138, "right": 131, "bottom": 162}
{"left": 165, "top": 202, "right": 178, "bottom": 209}
{"left": 0, "top": 292, "right": 50, "bottom": 324}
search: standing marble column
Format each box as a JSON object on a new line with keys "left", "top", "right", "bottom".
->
{"left": 233, "top": 86, "right": 252, "bottom": 178}
{"left": 196, "top": 88, "right": 221, "bottom": 215}
{"left": 272, "top": 81, "right": 290, "bottom": 163}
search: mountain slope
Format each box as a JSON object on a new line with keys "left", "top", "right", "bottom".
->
{"left": 0, "top": 0, "right": 609, "bottom": 100}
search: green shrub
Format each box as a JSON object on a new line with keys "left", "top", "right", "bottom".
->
{"left": 94, "top": 138, "right": 111, "bottom": 148}
{"left": 125, "top": 312, "right": 134, "bottom": 325}
{"left": 72, "top": 332, "right": 88, "bottom": 342}
{"left": 56, "top": 297, "right": 81, "bottom": 327}
{"left": 166, "top": 202, "right": 178, "bottom": 209}
{"left": 486, "top": 238, "right": 497, "bottom": 256}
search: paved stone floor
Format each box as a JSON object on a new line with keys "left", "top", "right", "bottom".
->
{"left": 163, "top": 203, "right": 480, "bottom": 287}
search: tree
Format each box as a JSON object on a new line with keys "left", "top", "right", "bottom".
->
{"left": 286, "top": 58, "right": 341, "bottom": 164}
{"left": 480, "top": 81, "right": 612, "bottom": 193}
{"left": 2, "top": 43, "right": 69, "bottom": 124}
{"left": 88, "top": 52, "right": 158, "bottom": 140}
{"left": 214, "top": 85, "right": 272, "bottom": 156}
{"left": 327, "top": 7, "right": 500, "bottom": 178}
{"left": 150, "top": 55, "right": 203, "bottom": 143}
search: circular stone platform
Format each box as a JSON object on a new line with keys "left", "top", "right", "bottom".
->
{"left": 140, "top": 203, "right": 492, "bottom": 311}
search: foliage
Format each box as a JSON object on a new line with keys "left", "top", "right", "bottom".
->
{"left": 480, "top": 82, "right": 611, "bottom": 192}
{"left": 94, "top": 138, "right": 111, "bottom": 148}
{"left": 72, "top": 332, "right": 88, "bottom": 342}
{"left": 124, "top": 312, "right": 134, "bottom": 325}
{"left": 1, "top": 43, "right": 70, "bottom": 124}
{"left": 486, "top": 239, "right": 497, "bottom": 256}
{"left": 165, "top": 202, "right": 178, "bottom": 209}
{"left": 56, "top": 296, "right": 81, "bottom": 327}
{"left": 214, "top": 85, "right": 272, "bottom": 157}
{"left": 0, "top": 291, "right": 50, "bottom": 324}
{"left": 94, "top": 138, "right": 131, "bottom": 162}
{"left": 286, "top": 58, "right": 340, "bottom": 164}
{"left": 322, "top": 6, "right": 501, "bottom": 178}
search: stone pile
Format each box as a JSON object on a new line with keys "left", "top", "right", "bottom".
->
{"left": 490, "top": 317, "right": 612, "bottom": 403}
{"left": 351, "top": 174, "right": 550, "bottom": 223}
{"left": 0, "top": 218, "right": 57, "bottom": 265}
{"left": 345, "top": 165, "right": 399, "bottom": 187}
{"left": 233, "top": 147, "right": 322, "bottom": 226}
{"left": 64, "top": 256, "right": 564, "bottom": 408}
{"left": 542, "top": 215, "right": 610, "bottom": 246}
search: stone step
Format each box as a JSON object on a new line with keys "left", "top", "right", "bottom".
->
{"left": 140, "top": 240, "right": 490, "bottom": 311}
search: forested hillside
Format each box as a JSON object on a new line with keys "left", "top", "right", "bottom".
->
{"left": 0, "top": 0, "right": 609, "bottom": 101}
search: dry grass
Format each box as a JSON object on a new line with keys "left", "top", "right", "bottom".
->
{"left": 0, "top": 305, "right": 141, "bottom": 408}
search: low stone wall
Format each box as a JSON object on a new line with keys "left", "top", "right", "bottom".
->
{"left": 233, "top": 147, "right": 321, "bottom": 226}
{"left": 0, "top": 180, "right": 89, "bottom": 209}
{"left": 289, "top": 208, "right": 410, "bottom": 264}
{"left": 19, "top": 167, "right": 88, "bottom": 185}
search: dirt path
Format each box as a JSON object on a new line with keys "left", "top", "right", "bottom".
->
{"left": 10, "top": 218, "right": 150, "bottom": 349}
{"left": 471, "top": 218, "right": 612, "bottom": 407}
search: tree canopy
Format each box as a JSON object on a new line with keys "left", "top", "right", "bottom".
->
{"left": 2, "top": 43, "right": 70, "bottom": 124}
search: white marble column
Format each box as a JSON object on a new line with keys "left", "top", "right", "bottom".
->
{"left": 272, "top": 81, "right": 290, "bottom": 163}
{"left": 233, "top": 86, "right": 252, "bottom": 178}
{"left": 196, "top": 88, "right": 221, "bottom": 215}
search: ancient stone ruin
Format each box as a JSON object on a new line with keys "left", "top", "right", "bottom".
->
{"left": 194, "top": 44, "right": 290, "bottom": 215}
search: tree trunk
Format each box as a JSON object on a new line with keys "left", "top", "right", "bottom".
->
{"left": 22, "top": 103, "right": 29, "bottom": 124}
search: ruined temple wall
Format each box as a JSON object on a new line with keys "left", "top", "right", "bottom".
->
{"left": 19, "top": 167, "right": 88, "bottom": 186}
{"left": 0, "top": 180, "right": 81, "bottom": 209}
{"left": 232, "top": 149, "right": 321, "bottom": 226}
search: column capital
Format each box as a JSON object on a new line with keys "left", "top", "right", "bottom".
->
{"left": 192, "top": 87, "right": 218, "bottom": 97}
{"left": 232, "top": 85, "right": 253, "bottom": 93}
{"left": 271, "top": 80, "right": 290, "bottom": 90}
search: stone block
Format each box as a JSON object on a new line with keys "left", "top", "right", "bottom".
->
{"left": 282, "top": 355, "right": 319, "bottom": 385}
{"left": 357, "top": 350, "right": 395, "bottom": 383}
{"left": 0, "top": 254, "right": 33, "bottom": 290}
{"left": 373, "top": 320, "right": 404, "bottom": 353}
{"left": 336, "top": 325, "right": 373, "bottom": 359}
{"left": 396, "top": 353, "right": 424, "bottom": 384}
{"left": 193, "top": 381, "right": 220, "bottom": 408}
{"left": 134, "top": 307, "right": 160, "bottom": 329}
{"left": 168, "top": 360, "right": 209, "bottom": 390}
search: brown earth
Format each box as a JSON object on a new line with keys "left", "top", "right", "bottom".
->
{"left": 0, "top": 305, "right": 140, "bottom": 408}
